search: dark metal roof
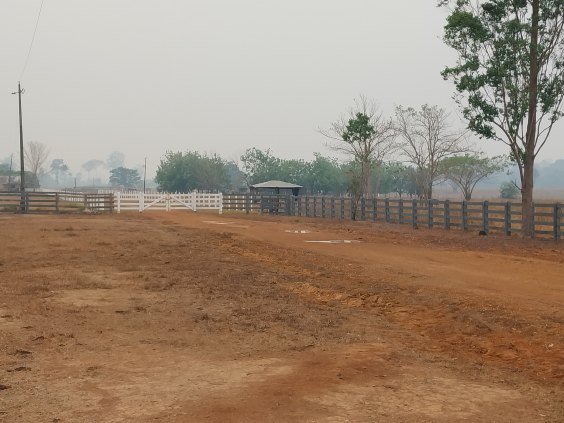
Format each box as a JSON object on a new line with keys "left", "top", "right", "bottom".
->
{"left": 250, "top": 180, "right": 303, "bottom": 189}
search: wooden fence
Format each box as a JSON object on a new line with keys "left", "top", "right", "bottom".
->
{"left": 0, "top": 192, "right": 114, "bottom": 214}
{"left": 222, "top": 194, "right": 563, "bottom": 240}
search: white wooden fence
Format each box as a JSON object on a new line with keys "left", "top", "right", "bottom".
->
{"left": 115, "top": 192, "right": 223, "bottom": 214}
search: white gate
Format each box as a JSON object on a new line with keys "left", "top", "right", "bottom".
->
{"left": 115, "top": 192, "right": 222, "bottom": 213}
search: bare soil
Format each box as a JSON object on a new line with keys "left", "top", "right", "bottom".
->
{"left": 0, "top": 211, "right": 563, "bottom": 422}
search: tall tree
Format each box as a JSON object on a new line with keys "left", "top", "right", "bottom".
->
{"left": 106, "top": 151, "right": 125, "bottom": 170}
{"left": 155, "top": 151, "right": 229, "bottom": 192}
{"left": 440, "top": 0, "right": 564, "bottom": 236}
{"left": 24, "top": 141, "right": 49, "bottom": 188}
{"left": 225, "top": 161, "right": 247, "bottom": 193}
{"left": 395, "top": 105, "right": 468, "bottom": 199}
{"left": 50, "top": 159, "right": 69, "bottom": 186}
{"left": 82, "top": 159, "right": 104, "bottom": 184}
{"left": 379, "top": 162, "right": 419, "bottom": 198}
{"left": 321, "top": 96, "right": 396, "bottom": 196}
{"left": 240, "top": 148, "right": 282, "bottom": 186}
{"left": 440, "top": 154, "right": 507, "bottom": 200}
{"left": 109, "top": 167, "right": 141, "bottom": 189}
{"left": 305, "top": 154, "right": 348, "bottom": 194}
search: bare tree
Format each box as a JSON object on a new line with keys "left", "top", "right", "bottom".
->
{"left": 395, "top": 105, "right": 469, "bottom": 199}
{"left": 320, "top": 96, "right": 397, "bottom": 196}
{"left": 24, "top": 141, "right": 50, "bottom": 188}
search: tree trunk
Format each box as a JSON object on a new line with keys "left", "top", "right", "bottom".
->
{"left": 521, "top": 158, "right": 535, "bottom": 237}
{"left": 522, "top": 0, "right": 539, "bottom": 238}
{"left": 427, "top": 182, "right": 433, "bottom": 200}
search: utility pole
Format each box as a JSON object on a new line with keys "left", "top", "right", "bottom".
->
{"left": 143, "top": 157, "right": 147, "bottom": 194}
{"left": 11, "top": 82, "right": 26, "bottom": 212}
{"left": 8, "top": 153, "right": 13, "bottom": 188}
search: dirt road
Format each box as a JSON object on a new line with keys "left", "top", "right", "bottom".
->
{"left": 0, "top": 212, "right": 562, "bottom": 422}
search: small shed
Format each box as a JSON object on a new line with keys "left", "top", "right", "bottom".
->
{"left": 250, "top": 180, "right": 302, "bottom": 197}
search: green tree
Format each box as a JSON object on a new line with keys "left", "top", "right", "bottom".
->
{"left": 304, "top": 154, "right": 348, "bottom": 194}
{"left": 277, "top": 158, "right": 308, "bottom": 185}
{"left": 240, "top": 148, "right": 282, "bottom": 186}
{"left": 440, "top": 154, "right": 507, "bottom": 200}
{"left": 440, "top": 0, "right": 564, "bottom": 236}
{"left": 321, "top": 96, "right": 396, "bottom": 196}
{"left": 82, "top": 159, "right": 104, "bottom": 184}
{"left": 109, "top": 167, "right": 141, "bottom": 189}
{"left": 500, "top": 181, "right": 520, "bottom": 199}
{"left": 225, "top": 161, "right": 247, "bottom": 193}
{"left": 106, "top": 151, "right": 125, "bottom": 170}
{"left": 379, "top": 162, "right": 419, "bottom": 198}
{"left": 50, "top": 159, "right": 69, "bottom": 186}
{"left": 155, "top": 151, "right": 229, "bottom": 192}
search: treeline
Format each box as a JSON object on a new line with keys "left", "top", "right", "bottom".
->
{"left": 155, "top": 101, "right": 512, "bottom": 200}
{"left": 154, "top": 147, "right": 494, "bottom": 198}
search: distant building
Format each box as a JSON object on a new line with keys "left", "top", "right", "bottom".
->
{"left": 0, "top": 175, "right": 18, "bottom": 191}
{"left": 250, "top": 180, "right": 302, "bottom": 196}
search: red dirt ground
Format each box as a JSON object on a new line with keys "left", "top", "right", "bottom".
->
{"left": 0, "top": 211, "right": 563, "bottom": 422}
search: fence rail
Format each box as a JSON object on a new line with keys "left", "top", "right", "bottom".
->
{"left": 115, "top": 192, "right": 223, "bottom": 213}
{"left": 0, "top": 192, "right": 114, "bottom": 214}
{"left": 222, "top": 194, "right": 563, "bottom": 240}
{"left": 3, "top": 191, "right": 560, "bottom": 239}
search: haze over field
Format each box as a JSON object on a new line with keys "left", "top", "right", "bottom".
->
{"left": 1, "top": 1, "right": 563, "bottom": 178}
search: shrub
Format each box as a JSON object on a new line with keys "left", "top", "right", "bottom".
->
{"left": 500, "top": 181, "right": 520, "bottom": 199}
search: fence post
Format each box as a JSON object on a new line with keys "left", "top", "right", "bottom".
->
{"left": 532, "top": 202, "right": 536, "bottom": 238}
{"left": 554, "top": 203, "right": 561, "bottom": 240}
{"left": 331, "top": 197, "right": 335, "bottom": 219}
{"left": 55, "top": 192, "right": 60, "bottom": 213}
{"left": 290, "top": 195, "right": 294, "bottom": 215}
{"left": 504, "top": 201, "right": 512, "bottom": 236}
{"left": 84, "top": 194, "right": 89, "bottom": 212}
{"left": 444, "top": 200, "right": 450, "bottom": 230}
{"left": 341, "top": 198, "right": 345, "bottom": 220}
{"left": 462, "top": 201, "right": 468, "bottom": 231}
{"left": 372, "top": 198, "right": 377, "bottom": 222}
{"left": 321, "top": 197, "right": 326, "bottom": 218}
{"left": 412, "top": 200, "right": 418, "bottom": 228}
{"left": 428, "top": 200, "right": 434, "bottom": 229}
{"left": 385, "top": 198, "right": 390, "bottom": 223}
{"left": 116, "top": 192, "right": 121, "bottom": 213}
{"left": 361, "top": 197, "right": 366, "bottom": 221}
{"left": 245, "top": 194, "right": 251, "bottom": 214}
{"left": 482, "top": 200, "right": 489, "bottom": 234}
{"left": 398, "top": 199, "right": 404, "bottom": 225}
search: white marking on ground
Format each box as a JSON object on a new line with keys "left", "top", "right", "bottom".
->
{"left": 203, "top": 221, "right": 249, "bottom": 229}
{"left": 285, "top": 230, "right": 312, "bottom": 234}
{"left": 305, "top": 240, "right": 361, "bottom": 244}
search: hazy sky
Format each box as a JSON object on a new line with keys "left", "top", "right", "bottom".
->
{"left": 1, "top": 1, "right": 563, "bottom": 178}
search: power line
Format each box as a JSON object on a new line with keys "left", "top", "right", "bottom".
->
{"left": 20, "top": 0, "right": 46, "bottom": 79}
